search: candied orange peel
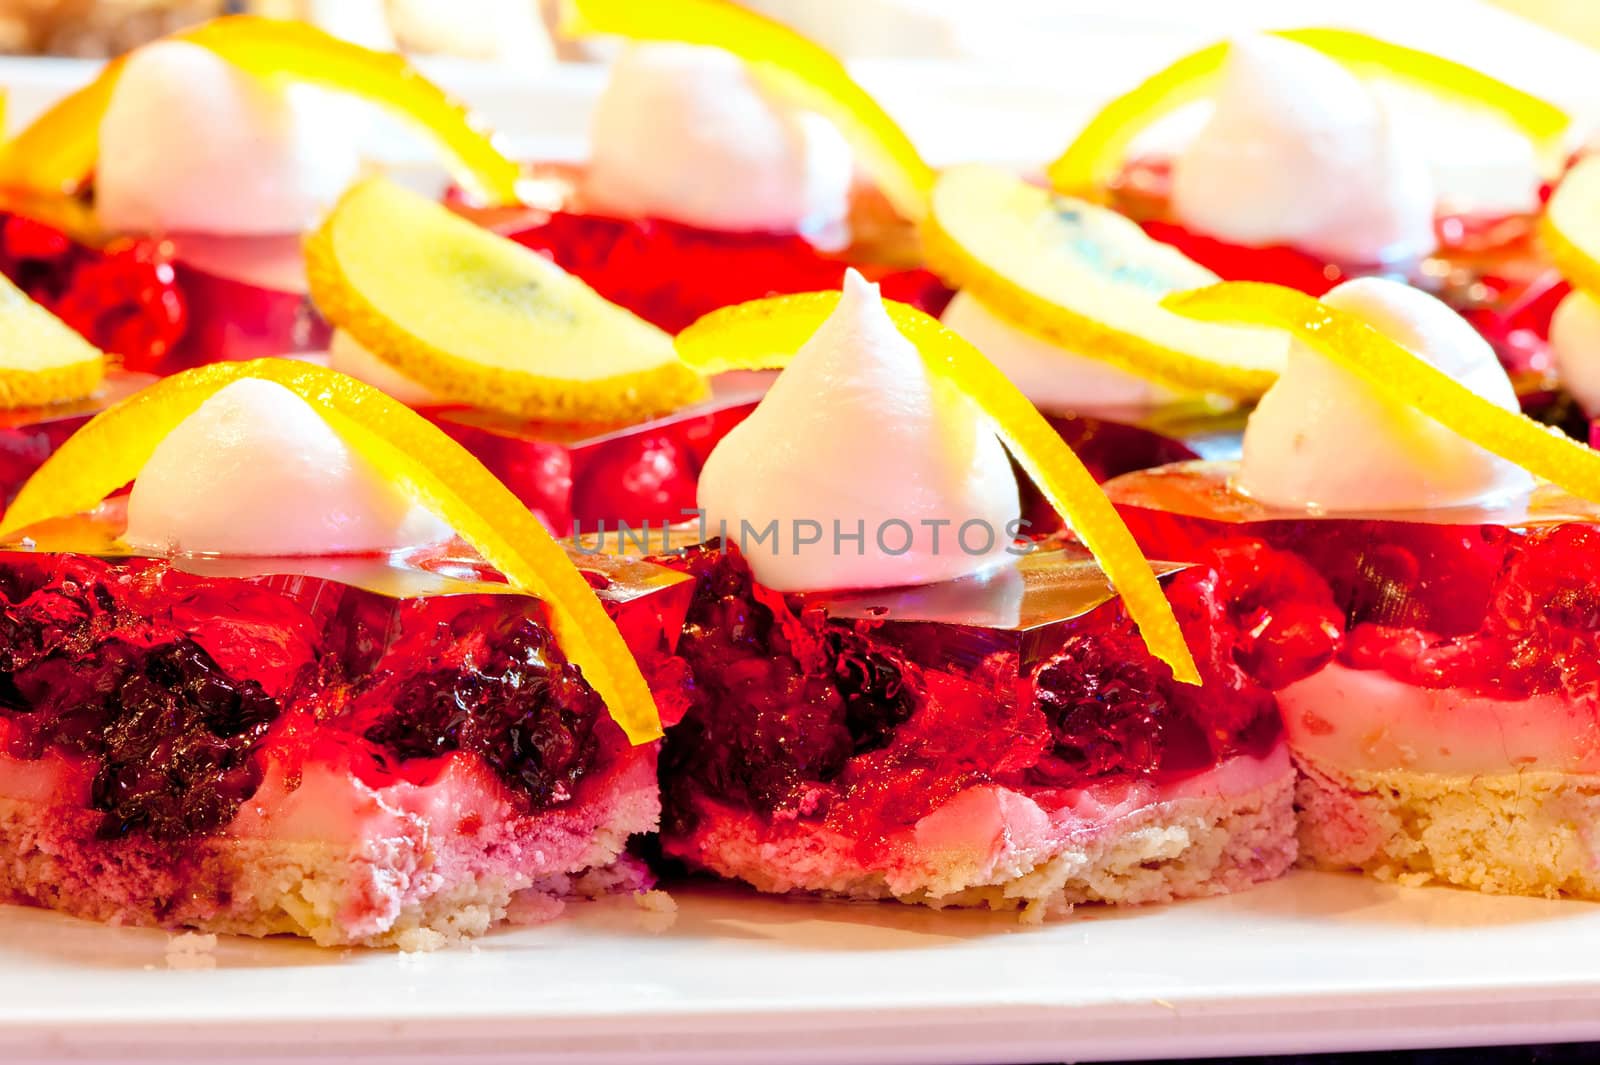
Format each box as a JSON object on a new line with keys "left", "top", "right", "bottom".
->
{"left": 305, "top": 178, "right": 707, "bottom": 423}
{"left": 0, "top": 15, "right": 521, "bottom": 204}
{"left": 561, "top": 0, "right": 934, "bottom": 222}
{"left": 0, "top": 358, "right": 663, "bottom": 742}
{"left": 1163, "top": 281, "right": 1600, "bottom": 502}
{"left": 677, "top": 290, "right": 1202, "bottom": 686}
{"left": 1048, "top": 29, "right": 1570, "bottom": 200}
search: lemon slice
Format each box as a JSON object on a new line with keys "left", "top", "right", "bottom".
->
{"left": 560, "top": 0, "right": 934, "bottom": 222}
{"left": 677, "top": 291, "right": 1201, "bottom": 686}
{"left": 1163, "top": 281, "right": 1600, "bottom": 502}
{"left": 1542, "top": 155, "right": 1600, "bottom": 300}
{"left": 0, "top": 15, "right": 520, "bottom": 204}
{"left": 0, "top": 273, "right": 105, "bottom": 408}
{"left": 923, "top": 165, "right": 1284, "bottom": 399}
{"left": 306, "top": 178, "right": 707, "bottom": 423}
{"left": 0, "top": 358, "right": 662, "bottom": 742}
{"left": 1048, "top": 29, "right": 1570, "bottom": 200}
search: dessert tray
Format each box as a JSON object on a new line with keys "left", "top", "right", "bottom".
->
{"left": 5, "top": 4, "right": 1600, "bottom": 1064}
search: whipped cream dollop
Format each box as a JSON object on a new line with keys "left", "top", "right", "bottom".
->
{"left": 1550, "top": 290, "right": 1600, "bottom": 417}
{"left": 941, "top": 291, "right": 1177, "bottom": 411}
{"left": 697, "top": 271, "right": 1021, "bottom": 592}
{"left": 124, "top": 379, "right": 451, "bottom": 556}
{"left": 1170, "top": 35, "right": 1437, "bottom": 264}
{"left": 584, "top": 43, "right": 853, "bottom": 239}
{"left": 1238, "top": 277, "right": 1532, "bottom": 511}
{"left": 327, "top": 330, "right": 443, "bottom": 407}
{"left": 97, "top": 41, "right": 361, "bottom": 237}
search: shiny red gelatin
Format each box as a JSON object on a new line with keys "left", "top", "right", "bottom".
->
{"left": 1105, "top": 461, "right": 1600, "bottom": 700}
{"left": 654, "top": 540, "right": 1285, "bottom": 841}
{"left": 0, "top": 505, "right": 694, "bottom": 842}
{"left": 163, "top": 234, "right": 330, "bottom": 371}
{"left": 0, "top": 370, "right": 155, "bottom": 513}
{"left": 430, "top": 391, "right": 760, "bottom": 535}
{"left": 1112, "top": 157, "right": 1561, "bottom": 386}
{"left": 449, "top": 166, "right": 951, "bottom": 334}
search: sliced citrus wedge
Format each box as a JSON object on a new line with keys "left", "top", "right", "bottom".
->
{"left": 0, "top": 272, "right": 105, "bottom": 408}
{"left": 0, "top": 358, "right": 662, "bottom": 742}
{"left": 1048, "top": 29, "right": 1570, "bottom": 199}
{"left": 922, "top": 165, "right": 1284, "bottom": 399}
{"left": 1542, "top": 155, "right": 1600, "bottom": 300}
{"left": 1162, "top": 281, "right": 1600, "bottom": 502}
{"left": 677, "top": 291, "right": 1201, "bottom": 686}
{"left": 560, "top": 0, "right": 934, "bottom": 222}
{"left": 0, "top": 15, "right": 520, "bottom": 204}
{"left": 306, "top": 177, "right": 707, "bottom": 422}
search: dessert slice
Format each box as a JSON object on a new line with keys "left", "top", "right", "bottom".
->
{"left": 449, "top": 0, "right": 950, "bottom": 334}
{"left": 652, "top": 272, "right": 1295, "bottom": 916}
{"left": 1052, "top": 32, "right": 1569, "bottom": 388}
{"left": 0, "top": 360, "right": 686, "bottom": 947}
{"left": 308, "top": 177, "right": 760, "bottom": 534}
{"left": 1107, "top": 277, "right": 1600, "bottom": 899}
{"left": 0, "top": 16, "right": 521, "bottom": 371}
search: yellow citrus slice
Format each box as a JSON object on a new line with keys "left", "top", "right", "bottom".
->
{"left": 1048, "top": 29, "right": 1570, "bottom": 200}
{"left": 0, "top": 15, "right": 520, "bottom": 204}
{"left": 560, "top": 0, "right": 934, "bottom": 223}
{"left": 0, "top": 272, "right": 105, "bottom": 408}
{"left": 1162, "top": 281, "right": 1600, "bottom": 502}
{"left": 0, "top": 358, "right": 662, "bottom": 742}
{"left": 923, "top": 165, "right": 1284, "bottom": 399}
{"left": 306, "top": 177, "right": 707, "bottom": 422}
{"left": 1542, "top": 155, "right": 1600, "bottom": 300}
{"left": 676, "top": 291, "right": 1201, "bottom": 686}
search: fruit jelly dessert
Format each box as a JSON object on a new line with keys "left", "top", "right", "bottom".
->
{"left": 0, "top": 505, "right": 693, "bottom": 947}
{"left": 1111, "top": 156, "right": 1565, "bottom": 391}
{"left": 428, "top": 391, "right": 760, "bottom": 535}
{"left": 653, "top": 538, "right": 1296, "bottom": 917}
{"left": 1107, "top": 461, "right": 1600, "bottom": 897}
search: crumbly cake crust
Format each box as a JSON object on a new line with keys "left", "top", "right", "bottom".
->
{"left": 1295, "top": 756, "right": 1600, "bottom": 899}
{"left": 665, "top": 753, "right": 1296, "bottom": 919}
{"left": 0, "top": 749, "right": 660, "bottom": 949}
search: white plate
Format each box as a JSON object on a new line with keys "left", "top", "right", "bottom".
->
{"left": 3, "top": 871, "right": 1600, "bottom": 1064}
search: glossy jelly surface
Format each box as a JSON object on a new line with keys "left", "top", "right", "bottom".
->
{"left": 1107, "top": 461, "right": 1600, "bottom": 701}
{"left": 656, "top": 541, "right": 1284, "bottom": 840}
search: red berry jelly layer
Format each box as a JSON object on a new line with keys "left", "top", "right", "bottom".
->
{"left": 654, "top": 541, "right": 1283, "bottom": 842}
{"left": 0, "top": 510, "right": 695, "bottom": 842}
{"left": 1106, "top": 461, "right": 1600, "bottom": 702}
{"left": 430, "top": 394, "right": 760, "bottom": 535}
{"left": 0, "top": 212, "right": 329, "bottom": 374}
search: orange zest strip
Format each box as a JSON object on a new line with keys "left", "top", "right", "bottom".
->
{"left": 0, "top": 16, "right": 521, "bottom": 204}
{"left": 0, "top": 359, "right": 662, "bottom": 742}
{"left": 676, "top": 292, "right": 1202, "bottom": 685}
{"left": 1162, "top": 281, "right": 1600, "bottom": 502}
{"left": 1047, "top": 29, "right": 1570, "bottom": 199}
{"left": 561, "top": 0, "right": 934, "bottom": 222}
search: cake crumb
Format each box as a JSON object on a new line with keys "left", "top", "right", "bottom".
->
{"left": 633, "top": 889, "right": 678, "bottom": 934}
{"left": 164, "top": 932, "right": 217, "bottom": 971}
